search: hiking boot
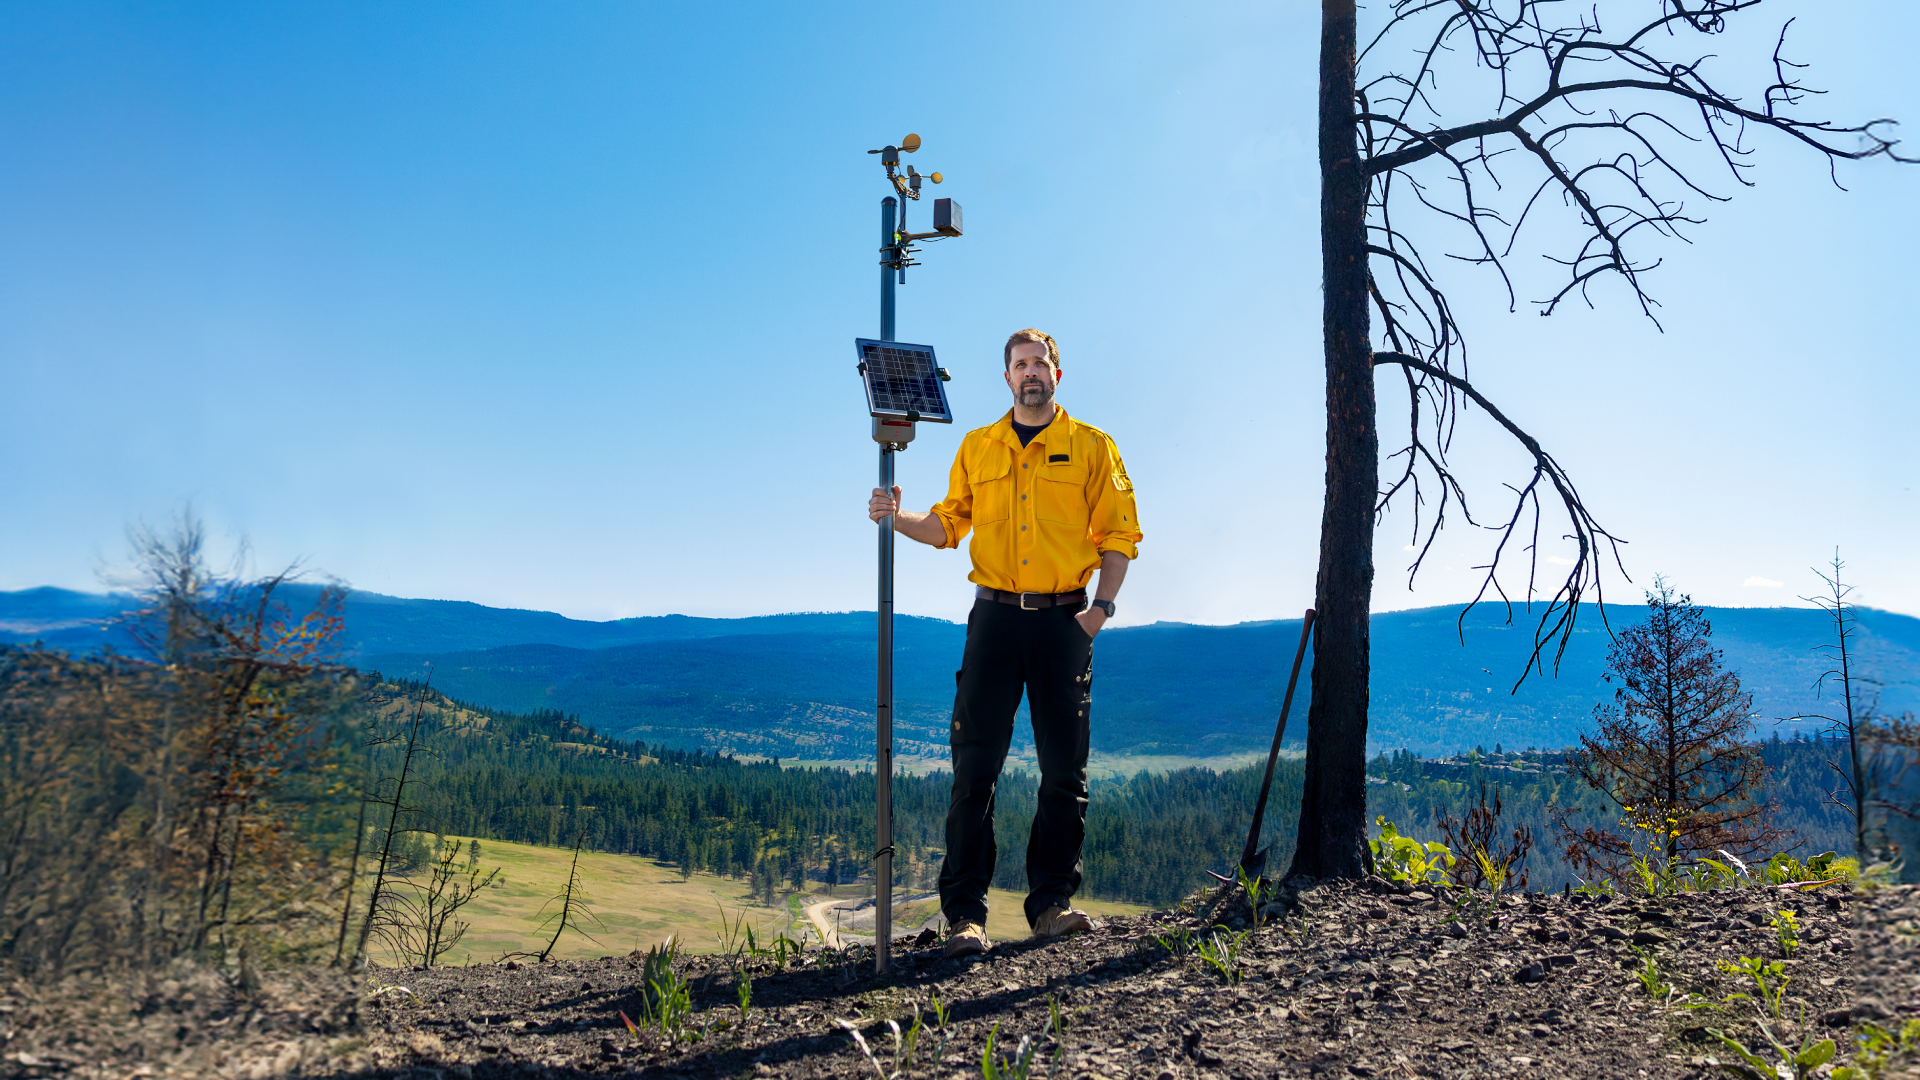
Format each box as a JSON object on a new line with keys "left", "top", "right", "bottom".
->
{"left": 943, "top": 920, "right": 991, "bottom": 958}
{"left": 1032, "top": 905, "right": 1096, "bottom": 938}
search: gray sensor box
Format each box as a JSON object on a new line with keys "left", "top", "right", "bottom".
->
{"left": 933, "top": 198, "right": 962, "bottom": 237}
{"left": 872, "top": 417, "right": 917, "bottom": 445}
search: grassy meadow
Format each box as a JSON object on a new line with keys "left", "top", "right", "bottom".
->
{"left": 375, "top": 836, "right": 1148, "bottom": 967}
{"left": 778, "top": 749, "right": 1293, "bottom": 781}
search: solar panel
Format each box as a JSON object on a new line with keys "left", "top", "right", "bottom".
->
{"left": 855, "top": 339, "right": 954, "bottom": 423}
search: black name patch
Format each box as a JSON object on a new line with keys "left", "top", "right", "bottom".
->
{"left": 1048, "top": 454, "right": 1070, "bottom": 463}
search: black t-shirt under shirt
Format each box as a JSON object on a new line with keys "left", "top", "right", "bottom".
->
{"left": 1010, "top": 413, "right": 1054, "bottom": 448}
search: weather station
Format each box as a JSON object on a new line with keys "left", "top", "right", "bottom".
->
{"left": 852, "top": 132, "right": 962, "bottom": 973}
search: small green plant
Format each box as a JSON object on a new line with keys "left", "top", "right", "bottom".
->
{"left": 713, "top": 902, "right": 763, "bottom": 960}
{"left": 1045, "top": 995, "right": 1071, "bottom": 1076}
{"left": 839, "top": 1007, "right": 929, "bottom": 1080}
{"left": 1235, "top": 865, "right": 1266, "bottom": 926}
{"left": 635, "top": 938, "right": 694, "bottom": 1038}
{"left": 1152, "top": 926, "right": 1196, "bottom": 959}
{"left": 1685, "top": 857, "right": 1744, "bottom": 892}
{"left": 770, "top": 932, "right": 804, "bottom": 968}
{"left": 1632, "top": 946, "right": 1674, "bottom": 1000}
{"left": 1570, "top": 876, "right": 1617, "bottom": 898}
{"left": 981, "top": 1021, "right": 1037, "bottom": 1080}
{"left": 1764, "top": 851, "right": 1837, "bottom": 886}
{"left": 1630, "top": 849, "right": 1684, "bottom": 897}
{"left": 928, "top": 990, "right": 952, "bottom": 1067}
{"left": 714, "top": 901, "right": 784, "bottom": 966}
{"left": 1618, "top": 807, "right": 1686, "bottom": 896}
{"left": 735, "top": 971, "right": 753, "bottom": 1021}
{"left": 1721, "top": 956, "right": 1791, "bottom": 1021}
{"left": 1193, "top": 926, "right": 1250, "bottom": 985}
{"left": 1470, "top": 844, "right": 1510, "bottom": 896}
{"left": 1368, "top": 816, "right": 1455, "bottom": 886}
{"left": 1280, "top": 906, "right": 1322, "bottom": 949}
{"left": 1708, "top": 1018, "right": 1835, "bottom": 1080}
{"left": 894, "top": 1007, "right": 923, "bottom": 1075}
{"left": 1834, "top": 1018, "right": 1920, "bottom": 1080}
{"left": 1772, "top": 909, "right": 1801, "bottom": 959}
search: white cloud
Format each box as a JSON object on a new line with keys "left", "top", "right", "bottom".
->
{"left": 1545, "top": 555, "right": 1576, "bottom": 566}
{"left": 1744, "top": 576, "right": 1785, "bottom": 588}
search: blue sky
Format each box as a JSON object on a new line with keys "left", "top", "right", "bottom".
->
{"left": 2, "top": 1, "right": 1915, "bottom": 627}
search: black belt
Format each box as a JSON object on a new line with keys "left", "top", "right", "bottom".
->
{"left": 976, "top": 586, "right": 1087, "bottom": 611}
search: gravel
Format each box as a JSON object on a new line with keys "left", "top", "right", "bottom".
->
{"left": 3, "top": 878, "right": 1912, "bottom": 1079}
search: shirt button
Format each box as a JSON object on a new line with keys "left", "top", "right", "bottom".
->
{"left": 1022, "top": 559, "right": 1028, "bottom": 565}
{"left": 1021, "top": 525, "right": 1027, "bottom": 531}
{"left": 1022, "top": 463, "right": 1028, "bottom": 469}
{"left": 1021, "top": 494, "right": 1027, "bottom": 500}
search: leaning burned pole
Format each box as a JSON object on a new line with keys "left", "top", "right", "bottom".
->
{"left": 1210, "top": 609, "right": 1316, "bottom": 888}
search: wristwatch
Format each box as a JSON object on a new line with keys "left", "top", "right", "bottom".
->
{"left": 1088, "top": 599, "right": 1116, "bottom": 618}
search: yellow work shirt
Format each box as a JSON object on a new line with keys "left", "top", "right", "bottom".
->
{"left": 929, "top": 406, "right": 1141, "bottom": 594}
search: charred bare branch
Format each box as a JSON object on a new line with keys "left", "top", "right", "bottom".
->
{"left": 1373, "top": 351, "right": 1625, "bottom": 681}
{"left": 1358, "top": 0, "right": 1909, "bottom": 686}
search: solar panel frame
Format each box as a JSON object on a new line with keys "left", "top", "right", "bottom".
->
{"left": 855, "top": 339, "right": 955, "bottom": 424}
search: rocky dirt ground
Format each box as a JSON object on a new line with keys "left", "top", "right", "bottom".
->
{"left": 4, "top": 879, "right": 1916, "bottom": 1079}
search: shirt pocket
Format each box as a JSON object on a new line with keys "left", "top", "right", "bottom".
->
{"left": 969, "top": 445, "right": 1014, "bottom": 524}
{"left": 1036, "top": 462, "right": 1090, "bottom": 526}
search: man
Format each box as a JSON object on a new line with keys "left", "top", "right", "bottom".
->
{"left": 866, "top": 327, "right": 1140, "bottom": 958}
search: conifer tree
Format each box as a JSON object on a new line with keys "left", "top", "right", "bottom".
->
{"left": 1554, "top": 580, "right": 1783, "bottom": 884}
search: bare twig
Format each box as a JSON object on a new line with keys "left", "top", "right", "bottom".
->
{"left": 1358, "top": 1, "right": 1909, "bottom": 683}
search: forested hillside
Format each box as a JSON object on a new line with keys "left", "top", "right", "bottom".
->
{"left": 10, "top": 585, "right": 1915, "bottom": 757}
{"left": 373, "top": 680, "right": 1862, "bottom": 907}
{"left": 363, "top": 604, "right": 1919, "bottom": 759}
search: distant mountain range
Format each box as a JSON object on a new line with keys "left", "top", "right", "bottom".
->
{"left": 5, "top": 585, "right": 1915, "bottom": 759}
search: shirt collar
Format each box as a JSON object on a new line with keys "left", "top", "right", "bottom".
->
{"left": 990, "top": 405, "right": 1073, "bottom": 451}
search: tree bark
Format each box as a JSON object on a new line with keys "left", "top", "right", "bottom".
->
{"left": 1287, "top": 0, "right": 1375, "bottom": 882}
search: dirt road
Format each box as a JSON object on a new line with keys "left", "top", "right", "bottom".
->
{"left": 803, "top": 897, "right": 845, "bottom": 948}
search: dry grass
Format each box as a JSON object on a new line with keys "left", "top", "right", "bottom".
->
{"left": 778, "top": 750, "right": 1291, "bottom": 780}
{"left": 374, "top": 837, "right": 791, "bottom": 965}
{"left": 374, "top": 836, "right": 1146, "bottom": 966}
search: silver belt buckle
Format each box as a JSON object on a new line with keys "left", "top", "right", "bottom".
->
{"left": 1019, "top": 591, "right": 1043, "bottom": 610}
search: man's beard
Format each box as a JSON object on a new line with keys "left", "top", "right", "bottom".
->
{"left": 1017, "top": 381, "right": 1054, "bottom": 408}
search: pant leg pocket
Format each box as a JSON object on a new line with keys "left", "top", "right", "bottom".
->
{"left": 1071, "top": 617, "right": 1093, "bottom": 724}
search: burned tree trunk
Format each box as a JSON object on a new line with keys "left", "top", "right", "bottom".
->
{"left": 1288, "top": 0, "right": 1376, "bottom": 883}
{"left": 1283, "top": 0, "right": 1909, "bottom": 882}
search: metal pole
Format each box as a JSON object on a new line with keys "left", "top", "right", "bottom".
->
{"left": 876, "top": 446, "right": 895, "bottom": 972}
{"left": 880, "top": 197, "right": 897, "bottom": 340}
{"left": 874, "top": 195, "right": 898, "bottom": 974}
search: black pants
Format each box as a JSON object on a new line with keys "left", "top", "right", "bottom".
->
{"left": 937, "top": 598, "right": 1093, "bottom": 929}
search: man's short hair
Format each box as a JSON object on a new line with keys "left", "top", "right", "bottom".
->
{"left": 1003, "top": 328, "right": 1060, "bottom": 370}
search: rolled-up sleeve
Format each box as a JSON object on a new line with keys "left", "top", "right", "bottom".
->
{"left": 1087, "top": 433, "right": 1141, "bottom": 560}
{"left": 928, "top": 444, "right": 973, "bottom": 550}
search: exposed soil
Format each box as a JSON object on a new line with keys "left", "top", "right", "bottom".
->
{"left": 5, "top": 880, "right": 1915, "bottom": 1079}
